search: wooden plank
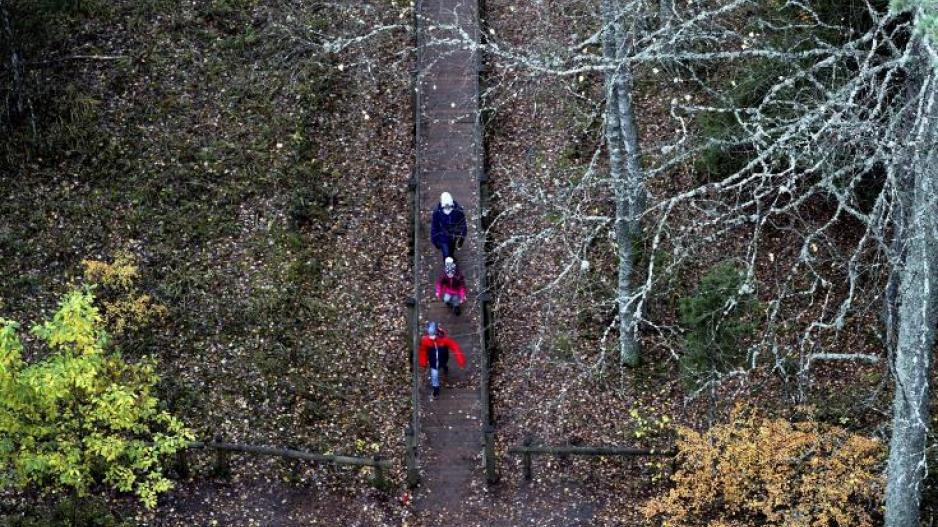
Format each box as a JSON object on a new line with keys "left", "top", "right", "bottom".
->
{"left": 188, "top": 441, "right": 393, "bottom": 467}
{"left": 414, "top": 0, "right": 487, "bottom": 514}
{"left": 507, "top": 445, "right": 675, "bottom": 456}
{"left": 418, "top": 170, "right": 477, "bottom": 182}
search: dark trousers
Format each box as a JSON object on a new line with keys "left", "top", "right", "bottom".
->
{"left": 437, "top": 235, "right": 463, "bottom": 259}
{"left": 428, "top": 348, "right": 450, "bottom": 376}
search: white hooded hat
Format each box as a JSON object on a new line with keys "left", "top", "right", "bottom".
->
{"left": 440, "top": 192, "right": 454, "bottom": 214}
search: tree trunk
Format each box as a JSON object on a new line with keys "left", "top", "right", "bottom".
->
{"left": 602, "top": 0, "right": 645, "bottom": 367}
{"left": 885, "top": 34, "right": 938, "bottom": 527}
{"left": 883, "top": 33, "right": 927, "bottom": 357}
{"left": 883, "top": 169, "right": 912, "bottom": 355}
{"left": 659, "top": 0, "right": 673, "bottom": 27}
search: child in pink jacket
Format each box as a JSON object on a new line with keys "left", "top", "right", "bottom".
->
{"left": 435, "top": 257, "right": 466, "bottom": 316}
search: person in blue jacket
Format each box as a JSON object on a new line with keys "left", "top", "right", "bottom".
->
{"left": 431, "top": 192, "right": 467, "bottom": 260}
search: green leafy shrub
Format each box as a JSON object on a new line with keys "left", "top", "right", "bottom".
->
{"left": 30, "top": 0, "right": 110, "bottom": 16}
{"left": 287, "top": 186, "right": 332, "bottom": 230}
{"left": 285, "top": 161, "right": 339, "bottom": 231}
{"left": 0, "top": 496, "right": 131, "bottom": 527}
{"left": 678, "top": 261, "right": 757, "bottom": 382}
{"left": 0, "top": 289, "right": 193, "bottom": 508}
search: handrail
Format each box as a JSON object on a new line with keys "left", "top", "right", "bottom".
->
{"left": 407, "top": 0, "right": 424, "bottom": 489}
{"left": 473, "top": 0, "right": 496, "bottom": 486}
{"left": 188, "top": 441, "right": 393, "bottom": 467}
{"left": 507, "top": 438, "right": 674, "bottom": 481}
{"left": 508, "top": 445, "right": 674, "bottom": 456}
{"left": 175, "top": 439, "right": 392, "bottom": 488}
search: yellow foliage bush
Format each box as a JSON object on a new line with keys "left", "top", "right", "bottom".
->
{"left": 82, "top": 251, "right": 139, "bottom": 289}
{"left": 103, "top": 294, "right": 168, "bottom": 334}
{"left": 643, "top": 406, "right": 884, "bottom": 527}
{"left": 81, "top": 252, "right": 166, "bottom": 334}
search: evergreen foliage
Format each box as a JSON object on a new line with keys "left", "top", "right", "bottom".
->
{"left": 892, "top": 0, "right": 938, "bottom": 40}
{"left": 677, "top": 261, "right": 756, "bottom": 382}
{"left": 0, "top": 289, "right": 192, "bottom": 508}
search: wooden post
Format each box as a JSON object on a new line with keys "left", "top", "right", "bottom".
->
{"left": 406, "top": 297, "right": 417, "bottom": 372}
{"left": 484, "top": 425, "right": 497, "bottom": 485}
{"left": 409, "top": 296, "right": 420, "bottom": 442}
{"left": 522, "top": 436, "right": 533, "bottom": 481}
{"left": 480, "top": 290, "right": 497, "bottom": 369}
{"left": 479, "top": 171, "right": 489, "bottom": 212}
{"left": 405, "top": 425, "right": 419, "bottom": 488}
{"left": 213, "top": 435, "right": 230, "bottom": 478}
{"left": 479, "top": 294, "right": 491, "bottom": 430}
{"left": 411, "top": 69, "right": 418, "bottom": 138}
{"left": 408, "top": 171, "right": 417, "bottom": 262}
{"left": 372, "top": 455, "right": 387, "bottom": 490}
{"left": 287, "top": 442, "right": 301, "bottom": 483}
{"left": 558, "top": 439, "right": 571, "bottom": 467}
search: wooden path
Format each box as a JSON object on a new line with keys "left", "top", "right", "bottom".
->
{"left": 413, "top": 0, "right": 485, "bottom": 520}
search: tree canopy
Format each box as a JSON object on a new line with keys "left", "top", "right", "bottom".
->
{"left": 0, "top": 288, "right": 192, "bottom": 508}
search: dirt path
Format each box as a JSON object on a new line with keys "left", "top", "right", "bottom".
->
{"left": 412, "top": 0, "right": 485, "bottom": 521}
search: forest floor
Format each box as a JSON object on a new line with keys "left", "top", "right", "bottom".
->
{"left": 1, "top": 0, "right": 936, "bottom": 525}
{"left": 477, "top": 1, "right": 937, "bottom": 526}
{"left": 0, "top": 0, "right": 416, "bottom": 524}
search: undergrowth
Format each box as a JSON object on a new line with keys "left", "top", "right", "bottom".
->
{"left": 0, "top": 0, "right": 412, "bottom": 510}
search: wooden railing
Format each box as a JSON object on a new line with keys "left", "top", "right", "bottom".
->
{"left": 507, "top": 438, "right": 674, "bottom": 481}
{"left": 405, "top": 0, "right": 424, "bottom": 489}
{"left": 177, "top": 438, "right": 393, "bottom": 488}
{"left": 473, "top": 0, "right": 497, "bottom": 487}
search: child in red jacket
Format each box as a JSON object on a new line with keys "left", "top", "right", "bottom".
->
{"left": 435, "top": 257, "right": 467, "bottom": 315}
{"left": 418, "top": 322, "right": 466, "bottom": 397}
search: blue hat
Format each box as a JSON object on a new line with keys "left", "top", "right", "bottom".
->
{"left": 427, "top": 321, "right": 438, "bottom": 336}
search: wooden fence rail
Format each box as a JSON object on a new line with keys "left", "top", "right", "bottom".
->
{"left": 179, "top": 439, "right": 393, "bottom": 488}
{"left": 476, "top": 14, "right": 495, "bottom": 487}
{"left": 406, "top": 0, "right": 424, "bottom": 490}
{"left": 508, "top": 438, "right": 674, "bottom": 481}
